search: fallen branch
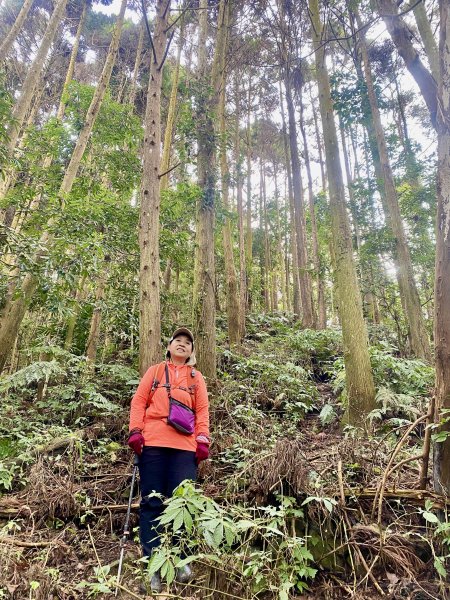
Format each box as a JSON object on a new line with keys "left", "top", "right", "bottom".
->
{"left": 0, "top": 536, "right": 54, "bottom": 547}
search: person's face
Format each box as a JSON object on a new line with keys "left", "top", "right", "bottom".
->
{"left": 169, "top": 334, "right": 193, "bottom": 363}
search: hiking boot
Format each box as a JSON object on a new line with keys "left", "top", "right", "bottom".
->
{"left": 175, "top": 564, "right": 193, "bottom": 584}
{"left": 150, "top": 570, "right": 162, "bottom": 593}
{"left": 140, "top": 570, "right": 162, "bottom": 594}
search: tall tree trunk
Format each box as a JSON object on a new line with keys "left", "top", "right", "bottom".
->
{"left": 0, "top": 0, "right": 127, "bottom": 373}
{"left": 217, "top": 0, "right": 239, "bottom": 346}
{"left": 284, "top": 77, "right": 314, "bottom": 327}
{"left": 412, "top": 0, "right": 439, "bottom": 82}
{"left": 433, "top": 0, "right": 450, "bottom": 494}
{"left": 309, "top": 0, "right": 376, "bottom": 425}
{"left": 57, "top": 0, "right": 87, "bottom": 121}
{"left": 160, "top": 13, "right": 185, "bottom": 192}
{"left": 280, "top": 83, "right": 301, "bottom": 317}
{"left": 245, "top": 79, "right": 253, "bottom": 312}
{"left": 0, "top": 0, "right": 69, "bottom": 201}
{"left": 86, "top": 262, "right": 109, "bottom": 362}
{"left": 192, "top": 0, "right": 218, "bottom": 379}
{"left": 273, "top": 166, "right": 287, "bottom": 311}
{"left": 0, "top": 0, "right": 34, "bottom": 62}
{"left": 235, "top": 77, "right": 247, "bottom": 341}
{"left": 377, "top": 0, "right": 438, "bottom": 128}
{"left": 299, "top": 92, "right": 325, "bottom": 328}
{"left": 65, "top": 275, "right": 87, "bottom": 350}
{"left": 139, "top": 0, "right": 171, "bottom": 373}
{"left": 259, "top": 159, "right": 269, "bottom": 311}
{"left": 127, "top": 19, "right": 145, "bottom": 108}
{"left": 356, "top": 14, "right": 432, "bottom": 362}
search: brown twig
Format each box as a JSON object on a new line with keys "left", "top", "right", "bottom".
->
{"left": 338, "top": 461, "right": 385, "bottom": 596}
{"left": 372, "top": 413, "right": 430, "bottom": 524}
{"left": 419, "top": 395, "right": 436, "bottom": 489}
{"left": 0, "top": 536, "right": 54, "bottom": 547}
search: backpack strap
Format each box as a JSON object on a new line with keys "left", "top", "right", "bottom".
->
{"left": 147, "top": 362, "right": 166, "bottom": 407}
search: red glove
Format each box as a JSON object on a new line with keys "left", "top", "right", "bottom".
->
{"left": 128, "top": 431, "right": 144, "bottom": 455}
{"left": 196, "top": 442, "right": 209, "bottom": 464}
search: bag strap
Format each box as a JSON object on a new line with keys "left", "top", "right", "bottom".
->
{"left": 147, "top": 362, "right": 166, "bottom": 407}
{"left": 164, "top": 361, "right": 171, "bottom": 399}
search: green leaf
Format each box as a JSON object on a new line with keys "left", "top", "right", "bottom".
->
{"left": 422, "top": 511, "right": 440, "bottom": 524}
{"left": 434, "top": 556, "right": 447, "bottom": 578}
{"left": 148, "top": 552, "right": 168, "bottom": 575}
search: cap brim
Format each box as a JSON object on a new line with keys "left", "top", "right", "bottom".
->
{"left": 170, "top": 327, "right": 194, "bottom": 344}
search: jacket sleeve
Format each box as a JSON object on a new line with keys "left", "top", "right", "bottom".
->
{"left": 129, "top": 364, "right": 157, "bottom": 433}
{"left": 194, "top": 371, "right": 210, "bottom": 443}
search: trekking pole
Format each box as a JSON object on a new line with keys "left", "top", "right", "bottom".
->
{"left": 115, "top": 453, "right": 139, "bottom": 596}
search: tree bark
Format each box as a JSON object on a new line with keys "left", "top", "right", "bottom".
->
{"left": 139, "top": 0, "right": 171, "bottom": 374}
{"left": 280, "top": 83, "right": 301, "bottom": 317}
{"left": 160, "top": 13, "right": 184, "bottom": 192}
{"left": 299, "top": 92, "right": 325, "bottom": 328}
{"left": 86, "top": 264, "right": 109, "bottom": 362}
{"left": 377, "top": 0, "right": 438, "bottom": 128}
{"left": 192, "top": 0, "right": 218, "bottom": 379}
{"left": 412, "top": 0, "right": 439, "bottom": 83}
{"left": 245, "top": 79, "right": 253, "bottom": 312}
{"left": 217, "top": 0, "right": 240, "bottom": 346}
{"left": 284, "top": 76, "right": 314, "bottom": 327}
{"left": 309, "top": 0, "right": 376, "bottom": 426}
{"left": 433, "top": 0, "right": 450, "bottom": 494}
{"left": 235, "top": 77, "right": 247, "bottom": 341}
{"left": 356, "top": 14, "right": 432, "bottom": 362}
{"left": 127, "top": 20, "right": 145, "bottom": 108}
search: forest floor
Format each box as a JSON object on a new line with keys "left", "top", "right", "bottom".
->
{"left": 0, "top": 316, "right": 449, "bottom": 599}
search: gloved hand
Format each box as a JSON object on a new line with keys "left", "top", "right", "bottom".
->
{"left": 128, "top": 431, "right": 144, "bottom": 455}
{"left": 196, "top": 442, "right": 209, "bottom": 464}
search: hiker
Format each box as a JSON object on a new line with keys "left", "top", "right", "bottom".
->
{"left": 128, "top": 327, "right": 210, "bottom": 592}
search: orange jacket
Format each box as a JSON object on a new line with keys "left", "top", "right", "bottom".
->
{"left": 129, "top": 361, "right": 210, "bottom": 452}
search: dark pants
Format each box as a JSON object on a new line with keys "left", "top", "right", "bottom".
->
{"left": 138, "top": 446, "right": 196, "bottom": 557}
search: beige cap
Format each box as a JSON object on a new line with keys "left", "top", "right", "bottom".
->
{"left": 169, "top": 327, "right": 194, "bottom": 345}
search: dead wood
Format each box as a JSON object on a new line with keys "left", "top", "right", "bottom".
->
{"left": 0, "top": 536, "right": 55, "bottom": 547}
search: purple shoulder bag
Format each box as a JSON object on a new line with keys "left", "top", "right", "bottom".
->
{"left": 164, "top": 363, "right": 195, "bottom": 435}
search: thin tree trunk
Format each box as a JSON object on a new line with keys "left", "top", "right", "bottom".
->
{"left": 65, "top": 275, "right": 87, "bottom": 350}
{"left": 86, "top": 263, "right": 109, "bottom": 362}
{"left": 127, "top": 20, "right": 145, "bottom": 108}
{"left": 139, "top": 0, "right": 171, "bottom": 373}
{"left": 309, "top": 0, "right": 376, "bottom": 426}
{"left": 273, "top": 166, "right": 287, "bottom": 311}
{"left": 57, "top": 0, "right": 87, "bottom": 121}
{"left": 356, "top": 13, "right": 432, "bottom": 362}
{"left": 160, "top": 13, "right": 184, "bottom": 192}
{"left": 284, "top": 77, "right": 314, "bottom": 327}
{"left": 259, "top": 159, "right": 269, "bottom": 311}
{"left": 280, "top": 83, "right": 301, "bottom": 317}
{"left": 217, "top": 0, "right": 239, "bottom": 346}
{"left": 235, "top": 77, "right": 247, "bottom": 341}
{"left": 245, "top": 79, "right": 253, "bottom": 312}
{"left": 0, "top": 0, "right": 127, "bottom": 373}
{"left": 433, "top": 0, "right": 450, "bottom": 494}
{"left": 412, "top": 0, "right": 439, "bottom": 82}
{"left": 192, "top": 0, "right": 218, "bottom": 379}
{"left": 0, "top": 0, "right": 34, "bottom": 62}
{"left": 299, "top": 92, "right": 325, "bottom": 328}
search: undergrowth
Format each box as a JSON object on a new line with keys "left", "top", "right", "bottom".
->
{"left": 0, "top": 317, "right": 447, "bottom": 599}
